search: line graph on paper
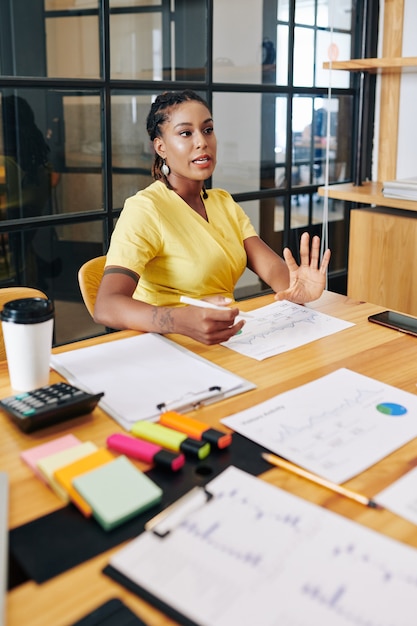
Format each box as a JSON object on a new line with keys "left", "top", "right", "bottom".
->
{"left": 290, "top": 528, "right": 417, "bottom": 626}
{"left": 221, "top": 300, "right": 354, "bottom": 360}
{"left": 110, "top": 467, "right": 417, "bottom": 626}
{"left": 222, "top": 368, "right": 417, "bottom": 483}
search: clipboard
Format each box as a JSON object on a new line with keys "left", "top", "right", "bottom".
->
{"left": 104, "top": 486, "right": 216, "bottom": 626}
{"left": 105, "top": 466, "right": 417, "bottom": 626}
{"left": 51, "top": 333, "right": 255, "bottom": 430}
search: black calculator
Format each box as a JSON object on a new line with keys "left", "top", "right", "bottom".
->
{"left": 0, "top": 382, "right": 104, "bottom": 433}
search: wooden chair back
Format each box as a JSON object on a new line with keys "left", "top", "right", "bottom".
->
{"left": 78, "top": 256, "right": 106, "bottom": 318}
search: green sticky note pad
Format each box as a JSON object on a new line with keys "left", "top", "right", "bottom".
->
{"left": 72, "top": 455, "right": 163, "bottom": 531}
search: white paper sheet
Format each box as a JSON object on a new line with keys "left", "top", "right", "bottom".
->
{"left": 109, "top": 466, "right": 417, "bottom": 626}
{"left": 51, "top": 333, "right": 255, "bottom": 430}
{"left": 376, "top": 466, "right": 417, "bottom": 526}
{"left": 222, "top": 300, "right": 353, "bottom": 360}
{"left": 222, "top": 368, "right": 417, "bottom": 483}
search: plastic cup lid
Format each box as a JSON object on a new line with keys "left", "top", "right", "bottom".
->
{"left": 0, "top": 297, "right": 54, "bottom": 324}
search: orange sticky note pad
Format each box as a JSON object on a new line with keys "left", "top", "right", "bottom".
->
{"left": 54, "top": 448, "right": 115, "bottom": 517}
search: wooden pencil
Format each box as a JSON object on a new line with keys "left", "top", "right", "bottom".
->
{"left": 261, "top": 452, "right": 380, "bottom": 509}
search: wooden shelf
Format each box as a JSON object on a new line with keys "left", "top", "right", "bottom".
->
{"left": 318, "top": 181, "right": 417, "bottom": 212}
{"left": 323, "top": 56, "right": 417, "bottom": 72}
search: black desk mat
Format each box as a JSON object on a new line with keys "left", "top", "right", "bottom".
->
{"left": 9, "top": 434, "right": 270, "bottom": 584}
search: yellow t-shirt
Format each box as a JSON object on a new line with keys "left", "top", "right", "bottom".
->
{"left": 106, "top": 181, "right": 258, "bottom": 306}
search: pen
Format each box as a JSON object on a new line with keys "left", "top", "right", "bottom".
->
{"left": 159, "top": 411, "right": 233, "bottom": 449}
{"left": 106, "top": 433, "right": 185, "bottom": 472}
{"left": 179, "top": 295, "right": 254, "bottom": 319}
{"left": 261, "top": 452, "right": 380, "bottom": 509}
{"left": 131, "top": 421, "right": 211, "bottom": 460}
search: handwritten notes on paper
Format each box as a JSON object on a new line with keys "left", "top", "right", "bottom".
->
{"left": 109, "top": 466, "right": 417, "bottom": 626}
{"left": 222, "top": 300, "right": 353, "bottom": 360}
{"left": 222, "top": 368, "right": 417, "bottom": 483}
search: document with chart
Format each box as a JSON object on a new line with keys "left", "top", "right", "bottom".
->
{"left": 222, "top": 300, "right": 353, "bottom": 360}
{"left": 108, "top": 466, "right": 417, "bottom": 626}
{"left": 222, "top": 368, "right": 417, "bottom": 483}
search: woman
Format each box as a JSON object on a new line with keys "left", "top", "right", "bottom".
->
{"left": 94, "top": 90, "right": 331, "bottom": 345}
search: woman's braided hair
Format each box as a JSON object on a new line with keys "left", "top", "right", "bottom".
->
{"left": 146, "top": 90, "right": 210, "bottom": 196}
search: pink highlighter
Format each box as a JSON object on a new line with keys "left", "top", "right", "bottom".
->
{"left": 106, "top": 433, "right": 185, "bottom": 472}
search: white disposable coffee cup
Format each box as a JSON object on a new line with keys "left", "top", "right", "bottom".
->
{"left": 1, "top": 297, "right": 54, "bottom": 392}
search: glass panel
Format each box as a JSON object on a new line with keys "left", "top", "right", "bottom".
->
{"left": 326, "top": 95, "right": 353, "bottom": 183}
{"left": 172, "top": 0, "right": 207, "bottom": 82}
{"left": 277, "top": 0, "right": 289, "bottom": 22}
{"left": 295, "top": 0, "right": 315, "bottom": 26}
{"left": 234, "top": 200, "right": 263, "bottom": 299}
{"left": 110, "top": 0, "right": 161, "bottom": 6}
{"left": 292, "top": 94, "right": 353, "bottom": 188}
{"left": 293, "top": 26, "right": 314, "bottom": 86}
{"left": 0, "top": 1, "right": 47, "bottom": 77}
{"left": 45, "top": 220, "right": 106, "bottom": 344}
{"left": 316, "top": 30, "right": 351, "bottom": 88}
{"left": 45, "top": 1, "right": 99, "bottom": 9}
{"left": 111, "top": 93, "right": 155, "bottom": 209}
{"left": 292, "top": 96, "right": 315, "bottom": 186}
{"left": 46, "top": 16, "right": 100, "bottom": 78}
{"left": 275, "top": 97, "right": 288, "bottom": 189}
{"left": 290, "top": 193, "right": 315, "bottom": 230}
{"left": 317, "top": 0, "right": 353, "bottom": 30}
{"left": 62, "top": 94, "right": 102, "bottom": 171}
{"left": 53, "top": 93, "right": 105, "bottom": 215}
{"left": 0, "top": 91, "right": 55, "bottom": 221}
{"left": 289, "top": 203, "right": 347, "bottom": 278}
{"left": 276, "top": 25, "right": 289, "bottom": 86}
{"left": 288, "top": 192, "right": 346, "bottom": 231}
{"left": 56, "top": 171, "right": 103, "bottom": 214}
{"left": 0, "top": 90, "right": 105, "bottom": 221}
{"left": 213, "top": 92, "right": 288, "bottom": 195}
{"left": 325, "top": 199, "right": 347, "bottom": 274}
{"left": 213, "top": 0, "right": 266, "bottom": 84}
{"left": 110, "top": 13, "right": 162, "bottom": 80}
{"left": 212, "top": 92, "right": 262, "bottom": 194}
{"left": 261, "top": 196, "right": 285, "bottom": 261}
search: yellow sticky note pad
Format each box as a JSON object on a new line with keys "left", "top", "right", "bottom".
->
{"left": 36, "top": 442, "right": 98, "bottom": 502}
{"left": 54, "top": 448, "right": 115, "bottom": 516}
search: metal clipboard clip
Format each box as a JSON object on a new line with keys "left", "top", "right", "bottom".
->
{"left": 145, "top": 486, "right": 213, "bottom": 538}
{"left": 156, "top": 386, "right": 223, "bottom": 413}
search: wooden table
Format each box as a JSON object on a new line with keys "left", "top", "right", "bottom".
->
{"left": 4, "top": 291, "right": 417, "bottom": 625}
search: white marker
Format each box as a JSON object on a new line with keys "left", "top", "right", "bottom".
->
{"left": 179, "top": 296, "right": 254, "bottom": 318}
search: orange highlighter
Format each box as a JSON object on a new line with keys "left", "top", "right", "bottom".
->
{"left": 159, "top": 411, "right": 232, "bottom": 449}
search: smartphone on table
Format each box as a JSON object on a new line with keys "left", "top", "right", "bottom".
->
{"left": 368, "top": 310, "right": 417, "bottom": 337}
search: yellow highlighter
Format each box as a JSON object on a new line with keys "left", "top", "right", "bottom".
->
{"left": 131, "top": 421, "right": 211, "bottom": 459}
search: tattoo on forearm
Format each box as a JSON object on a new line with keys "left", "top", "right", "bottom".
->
{"left": 152, "top": 306, "right": 175, "bottom": 332}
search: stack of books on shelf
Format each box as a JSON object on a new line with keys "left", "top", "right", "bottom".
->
{"left": 382, "top": 176, "right": 417, "bottom": 201}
